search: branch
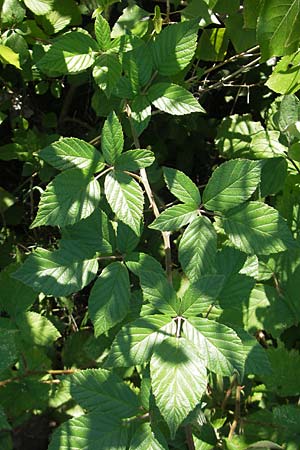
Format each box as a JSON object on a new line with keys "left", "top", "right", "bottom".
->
{"left": 228, "top": 384, "right": 243, "bottom": 439}
{"left": 126, "top": 104, "right": 173, "bottom": 284}
{"left": 0, "top": 369, "right": 77, "bottom": 388}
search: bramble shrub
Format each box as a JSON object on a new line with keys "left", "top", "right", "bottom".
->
{"left": 1, "top": 0, "right": 300, "bottom": 449}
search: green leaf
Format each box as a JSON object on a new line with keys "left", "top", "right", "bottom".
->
{"left": 88, "top": 262, "right": 131, "bottom": 337}
{"left": 222, "top": 201, "right": 295, "bottom": 255}
{"left": 39, "top": 0, "right": 81, "bottom": 34}
{"left": 233, "top": 327, "right": 272, "bottom": 376}
{"left": 262, "top": 347, "right": 300, "bottom": 396}
{"left": 0, "top": 263, "right": 37, "bottom": 317}
{"left": 216, "top": 114, "right": 264, "bottom": 158}
{"left": 111, "top": 5, "right": 149, "bottom": 38}
{"left": 260, "top": 158, "right": 288, "bottom": 197}
{"left": 130, "top": 423, "right": 168, "bottom": 449}
{"left": 0, "top": 328, "right": 18, "bottom": 371}
{"left": 123, "top": 43, "right": 153, "bottom": 92}
{"left": 125, "top": 253, "right": 179, "bottom": 315}
{"left": 150, "top": 337, "right": 207, "bottom": 439}
{"left": 266, "top": 51, "right": 300, "bottom": 95}
{"left": 31, "top": 168, "right": 100, "bottom": 228}
{"left": 197, "top": 28, "right": 228, "bottom": 61}
{"left": 179, "top": 274, "right": 225, "bottom": 317}
{"left": 116, "top": 221, "right": 141, "bottom": 253}
{"left": 131, "top": 95, "right": 152, "bottom": 136}
{"left": 104, "top": 171, "right": 144, "bottom": 234}
{"left": 163, "top": 167, "right": 201, "bottom": 206}
{"left": 115, "top": 149, "right": 155, "bottom": 171}
{"left": 101, "top": 112, "right": 124, "bottom": 164}
{"left": 220, "top": 284, "right": 295, "bottom": 338}
{"left": 48, "top": 413, "right": 128, "bottom": 450}
{"left": 148, "top": 83, "right": 205, "bottom": 115}
{"left": 179, "top": 216, "right": 217, "bottom": 281}
{"left": 16, "top": 311, "right": 60, "bottom": 346}
{"left": 13, "top": 247, "right": 98, "bottom": 296}
{"left": 152, "top": 19, "right": 199, "bottom": 75}
{"left": 95, "top": 14, "right": 111, "bottom": 51}
{"left": 93, "top": 53, "right": 122, "bottom": 98}
{"left": 0, "top": 44, "right": 20, "bottom": 69}
{"left": 23, "top": 0, "right": 54, "bottom": 15}
{"left": 0, "top": 406, "right": 11, "bottom": 431}
{"left": 39, "top": 138, "right": 104, "bottom": 172}
{"left": 249, "top": 130, "right": 287, "bottom": 159}
{"left": 105, "top": 315, "right": 175, "bottom": 367}
{"left": 70, "top": 368, "right": 140, "bottom": 417}
{"left": 182, "top": 318, "right": 245, "bottom": 377}
{"left": 37, "top": 31, "right": 98, "bottom": 76}
{"left": 149, "top": 204, "right": 198, "bottom": 231}
{"left": 60, "top": 209, "right": 115, "bottom": 258}
{"left": 257, "top": 0, "right": 300, "bottom": 60}
{"left": 225, "top": 12, "right": 257, "bottom": 53}
{"left": 203, "top": 159, "right": 261, "bottom": 211}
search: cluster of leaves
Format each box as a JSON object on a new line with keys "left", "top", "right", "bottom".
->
{"left": 1, "top": 0, "right": 300, "bottom": 449}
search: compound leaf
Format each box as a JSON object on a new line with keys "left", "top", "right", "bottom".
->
{"left": 105, "top": 315, "right": 175, "bottom": 367}
{"left": 39, "top": 138, "right": 104, "bottom": 172}
{"left": 203, "top": 159, "right": 261, "bottom": 211}
{"left": 152, "top": 19, "right": 199, "bottom": 75}
{"left": 150, "top": 337, "right": 207, "bottom": 439}
{"left": 163, "top": 167, "right": 200, "bottom": 206}
{"left": 31, "top": 169, "right": 101, "bottom": 228}
{"left": 88, "top": 262, "right": 131, "bottom": 337}
{"left": 148, "top": 83, "right": 205, "bottom": 115}
{"left": 179, "top": 216, "right": 217, "bottom": 281}
{"left": 70, "top": 368, "right": 140, "bottom": 417}
{"left": 222, "top": 201, "right": 295, "bottom": 255}
{"left": 13, "top": 247, "right": 98, "bottom": 296}
{"left": 105, "top": 170, "right": 144, "bottom": 234}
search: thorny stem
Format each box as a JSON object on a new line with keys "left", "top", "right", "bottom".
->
{"left": 228, "top": 384, "right": 243, "bottom": 439}
{"left": 0, "top": 369, "right": 76, "bottom": 388}
{"left": 199, "top": 56, "right": 261, "bottom": 93}
{"left": 126, "top": 104, "right": 173, "bottom": 284}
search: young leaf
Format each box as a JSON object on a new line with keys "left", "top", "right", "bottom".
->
{"left": 88, "top": 262, "right": 131, "bottom": 337}
{"left": 37, "top": 31, "right": 98, "bottom": 76}
{"left": 182, "top": 318, "right": 245, "bottom": 377}
{"left": 93, "top": 53, "right": 122, "bottom": 98}
{"left": 163, "top": 167, "right": 201, "bottom": 206}
{"left": 149, "top": 204, "right": 198, "bottom": 231}
{"left": 257, "top": 0, "right": 300, "bottom": 60}
{"left": 203, "top": 159, "right": 261, "bottom": 211}
{"left": 130, "top": 423, "right": 168, "bottom": 450}
{"left": 101, "top": 111, "right": 124, "bottom": 164}
{"left": 148, "top": 83, "right": 205, "bottom": 115}
{"left": 222, "top": 201, "right": 295, "bottom": 255}
{"left": 114, "top": 149, "right": 155, "bottom": 171}
{"left": 16, "top": 311, "right": 61, "bottom": 347}
{"left": 39, "top": 138, "right": 104, "bottom": 172}
{"left": 70, "top": 368, "right": 140, "bottom": 417}
{"left": 94, "top": 14, "right": 111, "bottom": 51}
{"left": 31, "top": 168, "right": 101, "bottom": 228}
{"left": 13, "top": 247, "right": 98, "bottom": 296}
{"left": 150, "top": 337, "right": 207, "bottom": 439}
{"left": 152, "top": 19, "right": 199, "bottom": 75}
{"left": 48, "top": 413, "right": 128, "bottom": 450}
{"left": 179, "top": 216, "right": 217, "bottom": 281}
{"left": 104, "top": 170, "right": 144, "bottom": 234}
{"left": 105, "top": 315, "right": 175, "bottom": 367}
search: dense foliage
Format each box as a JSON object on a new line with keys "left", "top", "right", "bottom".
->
{"left": 1, "top": 0, "right": 300, "bottom": 449}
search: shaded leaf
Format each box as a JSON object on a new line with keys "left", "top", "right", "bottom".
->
{"left": 163, "top": 167, "right": 200, "bottom": 206}
{"left": 148, "top": 83, "right": 205, "bottom": 115}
